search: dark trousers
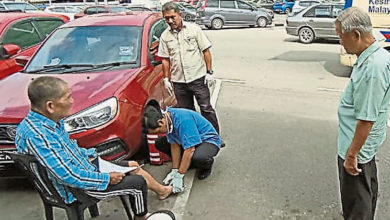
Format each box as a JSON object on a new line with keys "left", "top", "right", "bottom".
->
{"left": 338, "top": 156, "right": 378, "bottom": 220}
{"left": 88, "top": 160, "right": 148, "bottom": 217}
{"left": 173, "top": 76, "right": 220, "bottom": 133}
{"left": 156, "top": 136, "right": 219, "bottom": 170}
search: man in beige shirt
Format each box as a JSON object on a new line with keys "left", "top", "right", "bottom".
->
{"left": 158, "top": 2, "right": 220, "bottom": 135}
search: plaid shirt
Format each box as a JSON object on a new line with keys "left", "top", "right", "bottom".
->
{"left": 15, "top": 110, "right": 110, "bottom": 204}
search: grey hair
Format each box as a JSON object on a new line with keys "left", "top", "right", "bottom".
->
{"left": 336, "top": 7, "right": 372, "bottom": 34}
{"left": 28, "top": 76, "right": 68, "bottom": 110}
{"left": 162, "top": 2, "right": 180, "bottom": 13}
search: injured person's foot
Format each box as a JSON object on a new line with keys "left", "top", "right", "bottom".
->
{"left": 158, "top": 185, "right": 173, "bottom": 200}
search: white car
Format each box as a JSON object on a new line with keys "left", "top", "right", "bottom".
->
{"left": 44, "top": 5, "right": 82, "bottom": 20}
{"left": 291, "top": 0, "right": 322, "bottom": 15}
{"left": 0, "top": 1, "right": 43, "bottom": 13}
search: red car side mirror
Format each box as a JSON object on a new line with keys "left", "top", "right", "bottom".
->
{"left": 15, "top": 55, "right": 30, "bottom": 67}
{"left": 2, "top": 44, "right": 21, "bottom": 58}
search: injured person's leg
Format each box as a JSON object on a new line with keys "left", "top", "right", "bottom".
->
{"left": 127, "top": 161, "right": 173, "bottom": 200}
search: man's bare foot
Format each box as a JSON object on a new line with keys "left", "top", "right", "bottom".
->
{"left": 158, "top": 185, "right": 173, "bottom": 200}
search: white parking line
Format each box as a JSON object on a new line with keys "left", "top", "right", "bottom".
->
{"left": 211, "top": 79, "right": 222, "bottom": 108}
{"left": 171, "top": 79, "right": 222, "bottom": 220}
{"left": 171, "top": 169, "right": 195, "bottom": 220}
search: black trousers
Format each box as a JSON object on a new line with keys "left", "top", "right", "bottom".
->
{"left": 156, "top": 136, "right": 219, "bottom": 170}
{"left": 173, "top": 76, "right": 220, "bottom": 133}
{"left": 338, "top": 156, "right": 378, "bottom": 220}
{"left": 87, "top": 160, "right": 148, "bottom": 217}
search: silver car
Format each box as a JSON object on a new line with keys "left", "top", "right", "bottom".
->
{"left": 247, "top": 1, "right": 274, "bottom": 18}
{"left": 196, "top": 0, "right": 272, "bottom": 29}
{"left": 177, "top": 2, "right": 197, "bottom": 21}
{"left": 291, "top": 0, "right": 322, "bottom": 15}
{"left": 285, "top": 3, "right": 344, "bottom": 43}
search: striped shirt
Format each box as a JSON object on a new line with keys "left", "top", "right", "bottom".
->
{"left": 15, "top": 110, "right": 110, "bottom": 204}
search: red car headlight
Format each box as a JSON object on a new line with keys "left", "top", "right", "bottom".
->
{"left": 64, "top": 97, "right": 118, "bottom": 133}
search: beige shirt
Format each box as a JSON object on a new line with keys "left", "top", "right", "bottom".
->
{"left": 158, "top": 21, "right": 212, "bottom": 83}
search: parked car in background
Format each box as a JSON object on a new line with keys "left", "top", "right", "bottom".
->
{"left": 247, "top": 1, "right": 274, "bottom": 18}
{"left": 0, "top": 12, "right": 176, "bottom": 177}
{"left": 177, "top": 2, "right": 197, "bottom": 21}
{"left": 272, "top": 0, "right": 295, "bottom": 14}
{"left": 252, "top": 0, "right": 275, "bottom": 10}
{"left": 35, "top": 3, "right": 50, "bottom": 10}
{"left": 0, "top": 1, "right": 42, "bottom": 13}
{"left": 44, "top": 5, "right": 83, "bottom": 20}
{"left": 130, "top": 0, "right": 161, "bottom": 11}
{"left": 291, "top": 0, "right": 321, "bottom": 15}
{"left": 285, "top": 3, "right": 344, "bottom": 43}
{"left": 0, "top": 12, "right": 69, "bottom": 80}
{"left": 74, "top": 5, "right": 129, "bottom": 19}
{"left": 196, "top": 0, "right": 272, "bottom": 29}
{"left": 125, "top": 5, "right": 153, "bottom": 11}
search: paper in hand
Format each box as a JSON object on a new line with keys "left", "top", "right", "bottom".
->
{"left": 98, "top": 157, "right": 137, "bottom": 174}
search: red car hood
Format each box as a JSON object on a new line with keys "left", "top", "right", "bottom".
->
{"left": 0, "top": 69, "right": 140, "bottom": 123}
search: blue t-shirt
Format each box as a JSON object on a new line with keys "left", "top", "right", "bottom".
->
{"left": 166, "top": 108, "right": 221, "bottom": 149}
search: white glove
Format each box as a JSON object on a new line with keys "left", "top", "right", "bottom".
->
{"left": 171, "top": 172, "right": 184, "bottom": 193}
{"left": 204, "top": 73, "right": 215, "bottom": 88}
{"left": 163, "top": 77, "right": 173, "bottom": 96}
{"left": 163, "top": 169, "right": 178, "bottom": 185}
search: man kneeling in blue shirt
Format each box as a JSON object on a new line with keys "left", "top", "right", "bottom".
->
{"left": 15, "top": 76, "right": 172, "bottom": 220}
{"left": 143, "top": 105, "right": 221, "bottom": 193}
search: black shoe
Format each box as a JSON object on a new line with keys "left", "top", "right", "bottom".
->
{"left": 198, "top": 168, "right": 212, "bottom": 180}
{"left": 221, "top": 140, "right": 226, "bottom": 148}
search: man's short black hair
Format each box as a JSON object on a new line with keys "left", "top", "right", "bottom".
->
{"left": 28, "top": 76, "right": 67, "bottom": 110}
{"left": 142, "top": 105, "right": 163, "bottom": 129}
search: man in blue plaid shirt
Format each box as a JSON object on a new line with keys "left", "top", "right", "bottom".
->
{"left": 15, "top": 76, "right": 172, "bottom": 220}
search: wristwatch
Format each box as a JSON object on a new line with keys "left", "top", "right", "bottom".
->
{"left": 207, "top": 70, "right": 214, "bottom": 75}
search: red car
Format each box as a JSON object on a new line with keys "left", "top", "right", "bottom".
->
{"left": 0, "top": 12, "right": 175, "bottom": 177}
{"left": 0, "top": 12, "right": 69, "bottom": 80}
{"left": 74, "top": 5, "right": 130, "bottom": 19}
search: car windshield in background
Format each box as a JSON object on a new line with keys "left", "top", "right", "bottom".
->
{"left": 4, "top": 3, "right": 39, "bottom": 11}
{"left": 25, "top": 26, "right": 142, "bottom": 73}
{"left": 67, "top": 7, "right": 82, "bottom": 13}
{"left": 110, "top": 6, "right": 129, "bottom": 12}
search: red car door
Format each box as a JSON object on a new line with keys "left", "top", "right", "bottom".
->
{"left": 0, "top": 17, "right": 65, "bottom": 80}
{"left": 147, "top": 18, "right": 177, "bottom": 108}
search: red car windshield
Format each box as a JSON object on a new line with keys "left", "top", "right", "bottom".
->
{"left": 25, "top": 26, "right": 142, "bottom": 73}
